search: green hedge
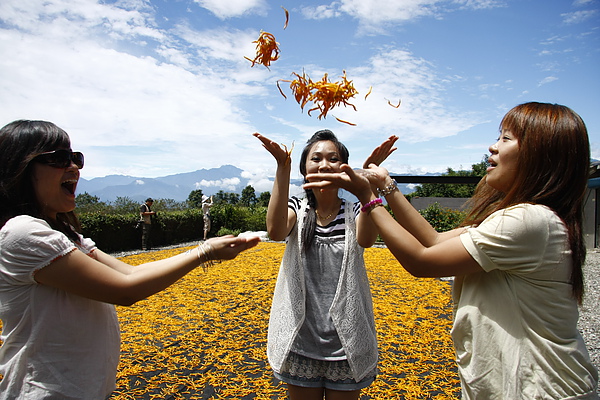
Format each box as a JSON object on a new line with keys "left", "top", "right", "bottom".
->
{"left": 78, "top": 206, "right": 268, "bottom": 253}
{"left": 78, "top": 202, "right": 460, "bottom": 253}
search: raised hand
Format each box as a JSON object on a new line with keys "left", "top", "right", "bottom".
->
{"left": 362, "top": 135, "right": 398, "bottom": 169}
{"left": 253, "top": 132, "right": 293, "bottom": 167}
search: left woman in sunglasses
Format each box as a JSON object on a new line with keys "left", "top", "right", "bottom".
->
{"left": 0, "top": 120, "right": 261, "bottom": 399}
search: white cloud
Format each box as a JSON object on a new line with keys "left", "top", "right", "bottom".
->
{"left": 0, "top": 0, "right": 269, "bottom": 179}
{"left": 538, "top": 76, "right": 559, "bottom": 86}
{"left": 301, "top": 0, "right": 504, "bottom": 32}
{"left": 194, "top": 0, "right": 268, "bottom": 19}
{"left": 339, "top": 49, "right": 482, "bottom": 142}
{"left": 561, "top": 9, "right": 598, "bottom": 24}
{"left": 196, "top": 178, "right": 241, "bottom": 191}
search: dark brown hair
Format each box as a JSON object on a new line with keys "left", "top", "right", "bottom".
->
{"left": 463, "top": 102, "right": 589, "bottom": 303}
{"left": 299, "top": 129, "right": 349, "bottom": 249}
{"left": 0, "top": 120, "right": 82, "bottom": 240}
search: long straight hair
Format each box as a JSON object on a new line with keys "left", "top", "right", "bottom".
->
{"left": 299, "top": 130, "right": 349, "bottom": 249}
{"left": 0, "top": 120, "right": 82, "bottom": 240}
{"left": 462, "top": 102, "right": 590, "bottom": 303}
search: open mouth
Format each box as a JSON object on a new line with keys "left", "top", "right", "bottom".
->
{"left": 61, "top": 179, "right": 77, "bottom": 195}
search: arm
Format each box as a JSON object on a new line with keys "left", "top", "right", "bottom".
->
{"left": 304, "top": 165, "right": 481, "bottom": 277}
{"left": 140, "top": 206, "right": 155, "bottom": 216}
{"left": 34, "top": 235, "right": 260, "bottom": 306}
{"left": 356, "top": 135, "right": 399, "bottom": 247}
{"left": 356, "top": 211, "right": 379, "bottom": 248}
{"left": 253, "top": 133, "right": 296, "bottom": 241}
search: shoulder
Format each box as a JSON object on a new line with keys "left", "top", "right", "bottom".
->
{"left": 2, "top": 215, "right": 53, "bottom": 240}
{"left": 460, "top": 204, "right": 566, "bottom": 272}
{"left": 347, "top": 200, "right": 360, "bottom": 216}
{"left": 483, "top": 203, "right": 562, "bottom": 235}
{"left": 0, "top": 216, "right": 80, "bottom": 281}
{"left": 288, "top": 196, "right": 306, "bottom": 212}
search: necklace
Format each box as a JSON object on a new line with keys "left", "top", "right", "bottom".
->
{"left": 316, "top": 208, "right": 336, "bottom": 220}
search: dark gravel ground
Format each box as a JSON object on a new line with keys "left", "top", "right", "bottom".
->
{"left": 579, "top": 249, "right": 600, "bottom": 388}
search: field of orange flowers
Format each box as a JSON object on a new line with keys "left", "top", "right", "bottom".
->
{"left": 108, "top": 242, "right": 460, "bottom": 399}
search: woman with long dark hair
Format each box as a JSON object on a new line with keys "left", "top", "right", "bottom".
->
{"left": 0, "top": 120, "right": 260, "bottom": 399}
{"left": 304, "top": 102, "right": 599, "bottom": 398}
{"left": 255, "top": 130, "right": 397, "bottom": 400}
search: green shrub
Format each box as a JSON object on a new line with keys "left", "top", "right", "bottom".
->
{"left": 217, "top": 227, "right": 242, "bottom": 236}
{"left": 418, "top": 202, "right": 466, "bottom": 232}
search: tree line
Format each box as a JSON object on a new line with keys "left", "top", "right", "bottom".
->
{"left": 74, "top": 158, "right": 487, "bottom": 252}
{"left": 75, "top": 185, "right": 272, "bottom": 215}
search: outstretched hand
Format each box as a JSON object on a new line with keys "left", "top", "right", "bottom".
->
{"left": 253, "top": 132, "right": 293, "bottom": 167}
{"left": 305, "top": 164, "right": 393, "bottom": 203}
{"left": 205, "top": 235, "right": 261, "bottom": 261}
{"left": 362, "top": 135, "right": 398, "bottom": 169}
{"left": 304, "top": 164, "right": 371, "bottom": 202}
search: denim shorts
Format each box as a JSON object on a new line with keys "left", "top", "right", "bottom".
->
{"left": 273, "top": 352, "right": 376, "bottom": 391}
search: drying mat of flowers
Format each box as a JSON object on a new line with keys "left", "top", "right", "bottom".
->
{"left": 107, "top": 241, "right": 460, "bottom": 399}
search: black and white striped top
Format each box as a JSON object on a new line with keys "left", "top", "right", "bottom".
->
{"left": 288, "top": 196, "right": 360, "bottom": 239}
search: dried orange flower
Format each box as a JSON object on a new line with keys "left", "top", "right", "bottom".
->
{"left": 282, "top": 141, "right": 294, "bottom": 166}
{"left": 278, "top": 70, "right": 359, "bottom": 124}
{"left": 387, "top": 98, "right": 402, "bottom": 108}
{"left": 245, "top": 31, "right": 280, "bottom": 69}
{"left": 308, "top": 71, "right": 358, "bottom": 119}
{"left": 282, "top": 6, "right": 289, "bottom": 29}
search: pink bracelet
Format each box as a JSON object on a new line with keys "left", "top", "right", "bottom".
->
{"left": 360, "top": 197, "right": 383, "bottom": 213}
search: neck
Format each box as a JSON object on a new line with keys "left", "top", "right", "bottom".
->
{"left": 315, "top": 195, "right": 341, "bottom": 221}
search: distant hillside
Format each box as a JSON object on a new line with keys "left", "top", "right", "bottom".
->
{"left": 77, "top": 164, "right": 420, "bottom": 203}
{"left": 77, "top": 165, "right": 251, "bottom": 203}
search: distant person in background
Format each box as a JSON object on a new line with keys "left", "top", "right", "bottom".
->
{"left": 140, "top": 197, "right": 155, "bottom": 250}
{"left": 303, "top": 102, "right": 599, "bottom": 399}
{"left": 202, "top": 195, "right": 213, "bottom": 240}
{"left": 0, "top": 119, "right": 260, "bottom": 399}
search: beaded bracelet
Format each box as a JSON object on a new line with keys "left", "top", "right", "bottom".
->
{"left": 196, "top": 241, "right": 217, "bottom": 271}
{"left": 377, "top": 180, "right": 399, "bottom": 197}
{"left": 360, "top": 197, "right": 383, "bottom": 213}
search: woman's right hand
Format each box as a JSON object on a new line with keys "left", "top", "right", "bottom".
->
{"left": 361, "top": 164, "right": 393, "bottom": 189}
{"left": 253, "top": 133, "right": 292, "bottom": 167}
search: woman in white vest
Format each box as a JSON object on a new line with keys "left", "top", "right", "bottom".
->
{"left": 254, "top": 130, "right": 397, "bottom": 400}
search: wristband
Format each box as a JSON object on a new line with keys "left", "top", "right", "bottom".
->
{"left": 360, "top": 197, "right": 383, "bottom": 213}
{"left": 377, "top": 180, "right": 398, "bottom": 197}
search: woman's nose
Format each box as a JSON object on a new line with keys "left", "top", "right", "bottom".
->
{"left": 319, "top": 160, "right": 332, "bottom": 171}
{"left": 489, "top": 142, "right": 498, "bottom": 154}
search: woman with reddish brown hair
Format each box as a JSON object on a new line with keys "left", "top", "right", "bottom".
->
{"left": 305, "top": 102, "right": 599, "bottom": 399}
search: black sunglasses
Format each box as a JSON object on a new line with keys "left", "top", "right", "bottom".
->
{"left": 33, "top": 149, "right": 84, "bottom": 169}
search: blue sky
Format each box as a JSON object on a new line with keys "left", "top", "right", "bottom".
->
{"left": 1, "top": 0, "right": 598, "bottom": 194}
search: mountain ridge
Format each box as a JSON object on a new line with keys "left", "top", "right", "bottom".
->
{"left": 77, "top": 164, "right": 425, "bottom": 203}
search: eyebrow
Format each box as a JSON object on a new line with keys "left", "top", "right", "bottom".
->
{"left": 310, "top": 150, "right": 339, "bottom": 156}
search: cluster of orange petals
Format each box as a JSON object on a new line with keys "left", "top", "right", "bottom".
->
{"left": 244, "top": 8, "right": 401, "bottom": 125}
{"left": 245, "top": 31, "right": 280, "bottom": 69}
{"left": 278, "top": 70, "right": 359, "bottom": 125}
